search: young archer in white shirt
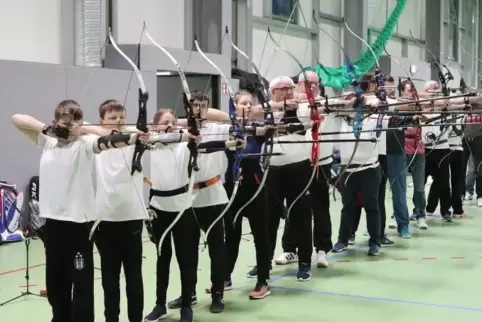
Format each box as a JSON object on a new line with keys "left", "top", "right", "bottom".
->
{"left": 11, "top": 100, "right": 149, "bottom": 322}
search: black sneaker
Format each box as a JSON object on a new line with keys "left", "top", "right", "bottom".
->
{"left": 144, "top": 305, "right": 167, "bottom": 322}
{"left": 246, "top": 264, "right": 272, "bottom": 278}
{"left": 332, "top": 242, "right": 347, "bottom": 253}
{"left": 443, "top": 213, "right": 453, "bottom": 222}
{"left": 348, "top": 234, "right": 356, "bottom": 245}
{"left": 209, "top": 292, "right": 225, "bottom": 313}
{"left": 167, "top": 294, "right": 197, "bottom": 310}
{"left": 367, "top": 244, "right": 381, "bottom": 256}
{"left": 296, "top": 263, "right": 311, "bottom": 281}
{"left": 180, "top": 306, "right": 193, "bottom": 322}
{"left": 380, "top": 236, "right": 394, "bottom": 247}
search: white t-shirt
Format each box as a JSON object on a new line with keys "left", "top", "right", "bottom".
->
{"left": 448, "top": 116, "right": 463, "bottom": 151}
{"left": 95, "top": 146, "right": 148, "bottom": 222}
{"left": 149, "top": 142, "right": 193, "bottom": 213}
{"left": 192, "top": 123, "right": 230, "bottom": 208}
{"left": 304, "top": 98, "right": 342, "bottom": 166}
{"left": 267, "top": 102, "right": 311, "bottom": 166}
{"left": 422, "top": 113, "right": 450, "bottom": 150}
{"left": 38, "top": 134, "right": 97, "bottom": 223}
{"left": 339, "top": 116, "right": 380, "bottom": 172}
{"left": 365, "top": 96, "right": 397, "bottom": 155}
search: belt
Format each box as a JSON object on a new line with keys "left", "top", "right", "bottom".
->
{"left": 149, "top": 175, "right": 221, "bottom": 199}
{"left": 345, "top": 161, "right": 379, "bottom": 169}
{"left": 425, "top": 139, "right": 448, "bottom": 148}
{"left": 194, "top": 175, "right": 220, "bottom": 189}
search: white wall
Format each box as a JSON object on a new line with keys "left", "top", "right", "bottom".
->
{"left": 367, "top": 0, "right": 426, "bottom": 60}
{"left": 0, "top": 0, "right": 64, "bottom": 64}
{"left": 251, "top": 0, "right": 314, "bottom": 81}
{"left": 113, "top": 0, "right": 185, "bottom": 48}
{"left": 253, "top": 28, "right": 313, "bottom": 81}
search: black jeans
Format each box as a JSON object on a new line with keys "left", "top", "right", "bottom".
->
{"left": 44, "top": 219, "right": 95, "bottom": 322}
{"left": 425, "top": 149, "right": 451, "bottom": 214}
{"left": 427, "top": 150, "right": 464, "bottom": 215}
{"left": 193, "top": 204, "right": 226, "bottom": 295}
{"left": 224, "top": 173, "right": 270, "bottom": 285}
{"left": 338, "top": 166, "right": 382, "bottom": 247}
{"left": 96, "top": 220, "right": 144, "bottom": 322}
{"left": 350, "top": 155, "right": 386, "bottom": 238}
{"left": 151, "top": 207, "right": 199, "bottom": 307}
{"left": 267, "top": 159, "right": 313, "bottom": 266}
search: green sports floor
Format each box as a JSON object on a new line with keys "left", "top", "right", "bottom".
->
{"left": 1, "top": 184, "right": 482, "bottom": 322}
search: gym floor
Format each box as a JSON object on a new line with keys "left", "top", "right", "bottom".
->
{"left": 1, "top": 185, "right": 482, "bottom": 322}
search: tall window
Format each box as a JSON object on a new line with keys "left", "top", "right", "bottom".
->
{"left": 193, "top": 0, "right": 222, "bottom": 54}
{"left": 444, "top": 0, "right": 459, "bottom": 61}
{"left": 271, "top": 0, "right": 297, "bottom": 24}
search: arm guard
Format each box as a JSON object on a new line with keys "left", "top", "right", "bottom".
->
{"left": 97, "top": 133, "right": 137, "bottom": 151}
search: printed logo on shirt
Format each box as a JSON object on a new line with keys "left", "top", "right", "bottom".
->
{"left": 74, "top": 252, "right": 85, "bottom": 271}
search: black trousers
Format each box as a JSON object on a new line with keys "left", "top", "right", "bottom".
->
{"left": 425, "top": 149, "right": 451, "bottom": 214}
{"left": 151, "top": 207, "right": 199, "bottom": 307}
{"left": 338, "top": 166, "right": 382, "bottom": 247}
{"left": 350, "top": 155, "right": 387, "bottom": 238}
{"left": 193, "top": 204, "right": 226, "bottom": 295}
{"left": 224, "top": 174, "right": 270, "bottom": 284}
{"left": 266, "top": 159, "right": 313, "bottom": 265}
{"left": 463, "top": 137, "right": 482, "bottom": 197}
{"left": 283, "top": 164, "right": 332, "bottom": 253}
{"left": 310, "top": 163, "right": 333, "bottom": 253}
{"left": 44, "top": 219, "right": 94, "bottom": 322}
{"left": 427, "top": 150, "right": 464, "bottom": 215}
{"left": 95, "top": 220, "right": 144, "bottom": 322}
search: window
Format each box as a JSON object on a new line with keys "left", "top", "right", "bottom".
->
{"left": 444, "top": 0, "right": 459, "bottom": 61}
{"left": 271, "top": 0, "right": 297, "bottom": 24}
{"left": 193, "top": 0, "right": 222, "bottom": 54}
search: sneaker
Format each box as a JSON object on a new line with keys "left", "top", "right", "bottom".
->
{"left": 348, "top": 234, "right": 356, "bottom": 245}
{"left": 453, "top": 212, "right": 467, "bottom": 219}
{"left": 209, "top": 293, "right": 224, "bottom": 313}
{"left": 388, "top": 216, "right": 398, "bottom": 228}
{"left": 398, "top": 226, "right": 411, "bottom": 239}
{"left": 180, "top": 306, "right": 193, "bottom": 322}
{"left": 274, "top": 252, "right": 298, "bottom": 265}
{"left": 426, "top": 212, "right": 434, "bottom": 216}
{"left": 409, "top": 214, "right": 417, "bottom": 221}
{"left": 381, "top": 236, "right": 394, "bottom": 247}
{"left": 416, "top": 218, "right": 428, "bottom": 229}
{"left": 443, "top": 213, "right": 453, "bottom": 222}
{"left": 167, "top": 294, "right": 197, "bottom": 310}
{"left": 144, "top": 305, "right": 167, "bottom": 322}
{"left": 367, "top": 244, "right": 381, "bottom": 256}
{"left": 249, "top": 283, "right": 271, "bottom": 300}
{"left": 464, "top": 193, "right": 474, "bottom": 201}
{"left": 40, "top": 289, "right": 48, "bottom": 297}
{"left": 246, "top": 264, "right": 272, "bottom": 278}
{"left": 316, "top": 251, "right": 329, "bottom": 268}
{"left": 296, "top": 263, "right": 311, "bottom": 281}
{"left": 477, "top": 198, "right": 482, "bottom": 207}
{"left": 205, "top": 280, "right": 233, "bottom": 293}
{"left": 332, "top": 242, "right": 347, "bottom": 253}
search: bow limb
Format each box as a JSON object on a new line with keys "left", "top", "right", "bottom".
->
{"left": 225, "top": 27, "right": 275, "bottom": 225}
{"left": 194, "top": 37, "right": 243, "bottom": 240}
{"left": 266, "top": 28, "right": 319, "bottom": 220}
{"left": 89, "top": 28, "right": 149, "bottom": 240}
{"left": 143, "top": 25, "right": 200, "bottom": 255}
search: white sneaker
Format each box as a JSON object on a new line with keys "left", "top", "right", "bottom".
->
{"left": 417, "top": 218, "right": 428, "bottom": 230}
{"left": 464, "top": 193, "right": 474, "bottom": 201}
{"left": 274, "top": 252, "right": 298, "bottom": 265}
{"left": 388, "top": 217, "right": 397, "bottom": 229}
{"left": 316, "top": 251, "right": 329, "bottom": 268}
{"left": 477, "top": 198, "right": 482, "bottom": 207}
{"left": 426, "top": 212, "right": 433, "bottom": 216}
